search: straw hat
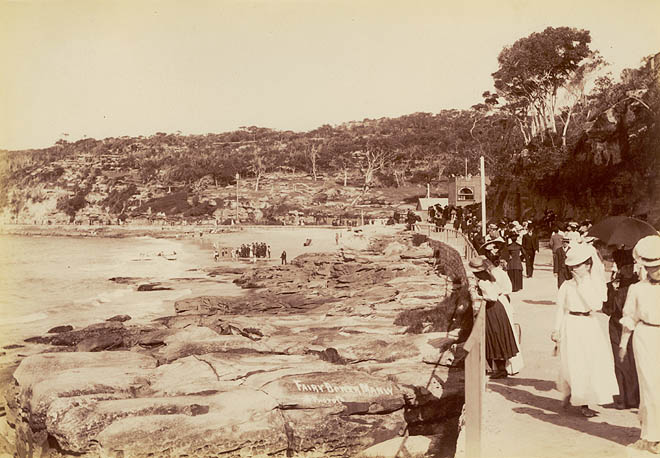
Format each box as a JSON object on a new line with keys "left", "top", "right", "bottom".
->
{"left": 468, "top": 256, "right": 489, "bottom": 272}
{"left": 633, "top": 235, "right": 660, "bottom": 267}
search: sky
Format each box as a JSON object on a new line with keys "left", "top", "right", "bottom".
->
{"left": 1, "top": 0, "right": 659, "bottom": 151}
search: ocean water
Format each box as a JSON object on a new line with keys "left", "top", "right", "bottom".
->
{"left": 0, "top": 235, "right": 223, "bottom": 344}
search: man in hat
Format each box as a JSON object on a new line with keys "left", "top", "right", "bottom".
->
{"left": 554, "top": 235, "right": 573, "bottom": 288}
{"left": 487, "top": 223, "right": 500, "bottom": 242}
{"left": 522, "top": 225, "right": 540, "bottom": 277}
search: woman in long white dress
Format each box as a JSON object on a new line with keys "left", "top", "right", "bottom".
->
{"left": 619, "top": 235, "right": 660, "bottom": 453}
{"left": 552, "top": 243, "right": 619, "bottom": 417}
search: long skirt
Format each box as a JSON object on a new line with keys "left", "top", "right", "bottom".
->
{"left": 508, "top": 269, "right": 523, "bottom": 292}
{"left": 557, "top": 314, "right": 618, "bottom": 406}
{"left": 608, "top": 318, "right": 639, "bottom": 408}
{"left": 501, "top": 296, "right": 524, "bottom": 375}
{"left": 485, "top": 300, "right": 519, "bottom": 361}
{"left": 633, "top": 323, "right": 660, "bottom": 441}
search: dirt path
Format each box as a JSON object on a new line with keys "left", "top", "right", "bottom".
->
{"left": 474, "top": 246, "right": 652, "bottom": 458}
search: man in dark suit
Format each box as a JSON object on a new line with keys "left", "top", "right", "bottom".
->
{"left": 522, "top": 226, "right": 540, "bottom": 277}
{"left": 553, "top": 237, "right": 573, "bottom": 288}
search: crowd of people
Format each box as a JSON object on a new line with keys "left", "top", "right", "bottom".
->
{"left": 234, "top": 242, "right": 270, "bottom": 259}
{"left": 212, "top": 242, "right": 272, "bottom": 261}
{"left": 467, "top": 215, "right": 660, "bottom": 453}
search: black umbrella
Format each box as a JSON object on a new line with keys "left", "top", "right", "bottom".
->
{"left": 587, "top": 216, "right": 658, "bottom": 249}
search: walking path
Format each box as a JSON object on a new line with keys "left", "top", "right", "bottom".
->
{"left": 474, "top": 246, "right": 652, "bottom": 458}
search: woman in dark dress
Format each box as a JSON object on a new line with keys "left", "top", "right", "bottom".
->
{"left": 501, "top": 233, "right": 526, "bottom": 292}
{"left": 470, "top": 256, "right": 519, "bottom": 379}
{"left": 603, "top": 263, "right": 640, "bottom": 409}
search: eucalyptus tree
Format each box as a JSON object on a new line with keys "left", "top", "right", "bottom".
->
{"left": 492, "top": 27, "right": 595, "bottom": 141}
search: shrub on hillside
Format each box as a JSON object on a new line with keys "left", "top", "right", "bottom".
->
{"left": 137, "top": 191, "right": 191, "bottom": 215}
{"left": 102, "top": 184, "right": 138, "bottom": 214}
{"left": 183, "top": 200, "right": 217, "bottom": 217}
{"left": 57, "top": 189, "right": 88, "bottom": 221}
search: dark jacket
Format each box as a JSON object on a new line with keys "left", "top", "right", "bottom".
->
{"left": 502, "top": 242, "right": 526, "bottom": 271}
{"left": 554, "top": 247, "right": 572, "bottom": 286}
{"left": 522, "top": 232, "right": 539, "bottom": 255}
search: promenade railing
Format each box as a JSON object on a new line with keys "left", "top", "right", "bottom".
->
{"left": 415, "top": 223, "right": 485, "bottom": 458}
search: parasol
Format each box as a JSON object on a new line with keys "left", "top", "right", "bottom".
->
{"left": 587, "top": 216, "right": 658, "bottom": 249}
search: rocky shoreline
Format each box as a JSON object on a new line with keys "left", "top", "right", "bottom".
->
{"left": 0, "top": 223, "right": 246, "bottom": 239}
{"left": 1, "top": 229, "right": 479, "bottom": 457}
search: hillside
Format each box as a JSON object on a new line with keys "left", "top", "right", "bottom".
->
{"left": 1, "top": 51, "right": 658, "bottom": 227}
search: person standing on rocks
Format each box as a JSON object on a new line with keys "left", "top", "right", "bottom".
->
{"left": 619, "top": 235, "right": 660, "bottom": 453}
{"left": 470, "top": 256, "right": 520, "bottom": 380}
{"left": 281, "top": 250, "right": 287, "bottom": 265}
{"left": 551, "top": 243, "right": 618, "bottom": 418}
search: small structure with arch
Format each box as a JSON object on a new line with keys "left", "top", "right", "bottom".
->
{"left": 448, "top": 175, "right": 490, "bottom": 207}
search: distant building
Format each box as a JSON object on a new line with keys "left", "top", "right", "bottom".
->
{"left": 448, "top": 175, "right": 490, "bottom": 207}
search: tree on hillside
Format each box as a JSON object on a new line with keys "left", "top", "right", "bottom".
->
{"left": 246, "top": 144, "right": 275, "bottom": 192}
{"left": 492, "top": 26, "right": 594, "bottom": 142}
{"left": 556, "top": 52, "right": 606, "bottom": 149}
{"left": 348, "top": 138, "right": 398, "bottom": 205}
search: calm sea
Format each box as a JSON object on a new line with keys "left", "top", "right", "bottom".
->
{"left": 0, "top": 235, "right": 224, "bottom": 344}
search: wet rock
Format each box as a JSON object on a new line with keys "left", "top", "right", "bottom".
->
{"left": 76, "top": 333, "right": 125, "bottom": 352}
{"left": 108, "top": 276, "right": 143, "bottom": 284}
{"left": 174, "top": 293, "right": 331, "bottom": 315}
{"left": 47, "top": 325, "right": 73, "bottom": 334}
{"left": 26, "top": 321, "right": 133, "bottom": 348}
{"left": 106, "top": 314, "right": 131, "bottom": 322}
{"left": 137, "top": 282, "right": 172, "bottom": 291}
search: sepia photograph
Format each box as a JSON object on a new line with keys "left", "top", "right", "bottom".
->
{"left": 1, "top": 0, "right": 659, "bottom": 456}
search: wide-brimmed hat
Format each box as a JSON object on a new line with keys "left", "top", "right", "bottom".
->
{"left": 565, "top": 243, "right": 592, "bottom": 267}
{"left": 480, "top": 237, "right": 505, "bottom": 251}
{"left": 633, "top": 235, "right": 660, "bottom": 267}
{"left": 468, "top": 256, "right": 489, "bottom": 272}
